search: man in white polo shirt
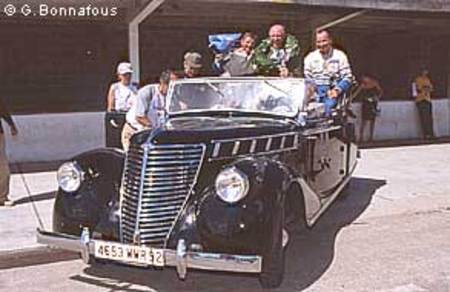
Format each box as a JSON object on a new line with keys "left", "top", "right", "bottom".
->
{"left": 304, "top": 29, "right": 353, "bottom": 116}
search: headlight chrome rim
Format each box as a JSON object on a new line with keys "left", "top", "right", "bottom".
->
{"left": 215, "top": 166, "right": 250, "bottom": 204}
{"left": 57, "top": 161, "right": 84, "bottom": 193}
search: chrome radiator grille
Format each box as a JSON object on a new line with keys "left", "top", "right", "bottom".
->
{"left": 120, "top": 143, "right": 205, "bottom": 247}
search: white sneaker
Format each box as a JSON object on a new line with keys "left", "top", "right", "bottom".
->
{"left": 0, "top": 199, "right": 14, "bottom": 207}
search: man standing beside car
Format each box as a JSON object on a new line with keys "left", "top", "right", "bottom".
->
{"left": 304, "top": 29, "right": 353, "bottom": 116}
{"left": 134, "top": 70, "right": 177, "bottom": 130}
{"left": 0, "top": 96, "right": 18, "bottom": 207}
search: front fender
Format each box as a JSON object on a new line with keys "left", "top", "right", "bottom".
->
{"left": 168, "top": 157, "right": 291, "bottom": 254}
{"left": 53, "top": 148, "right": 125, "bottom": 239}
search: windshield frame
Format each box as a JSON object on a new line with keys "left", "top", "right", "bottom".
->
{"left": 165, "top": 77, "right": 306, "bottom": 118}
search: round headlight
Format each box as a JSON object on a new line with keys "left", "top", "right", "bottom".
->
{"left": 215, "top": 167, "right": 250, "bottom": 204}
{"left": 57, "top": 162, "right": 83, "bottom": 193}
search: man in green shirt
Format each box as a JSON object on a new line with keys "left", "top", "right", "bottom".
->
{"left": 253, "top": 24, "right": 301, "bottom": 77}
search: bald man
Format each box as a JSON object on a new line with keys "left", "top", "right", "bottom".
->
{"left": 253, "top": 24, "right": 301, "bottom": 77}
{"left": 304, "top": 29, "right": 353, "bottom": 116}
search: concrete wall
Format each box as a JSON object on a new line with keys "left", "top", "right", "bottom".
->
{"left": 4, "top": 99, "right": 449, "bottom": 163}
{"left": 5, "top": 112, "right": 105, "bottom": 163}
{"left": 354, "top": 99, "right": 450, "bottom": 141}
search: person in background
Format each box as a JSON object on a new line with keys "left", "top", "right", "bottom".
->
{"left": 213, "top": 32, "right": 257, "bottom": 77}
{"left": 413, "top": 69, "right": 435, "bottom": 140}
{"left": 107, "top": 62, "right": 137, "bottom": 112}
{"left": 253, "top": 24, "right": 301, "bottom": 77}
{"left": 0, "top": 96, "right": 18, "bottom": 207}
{"left": 358, "top": 75, "right": 383, "bottom": 142}
{"left": 304, "top": 29, "right": 353, "bottom": 116}
{"left": 105, "top": 62, "right": 138, "bottom": 148}
{"left": 183, "top": 52, "right": 203, "bottom": 78}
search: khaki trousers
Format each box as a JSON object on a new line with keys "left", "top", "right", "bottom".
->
{"left": 121, "top": 123, "right": 136, "bottom": 152}
{"left": 0, "top": 133, "right": 10, "bottom": 202}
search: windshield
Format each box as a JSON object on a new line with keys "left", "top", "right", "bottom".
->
{"left": 166, "top": 78, "right": 307, "bottom": 117}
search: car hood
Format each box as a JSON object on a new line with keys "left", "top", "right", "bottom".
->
{"left": 132, "top": 116, "right": 298, "bottom": 145}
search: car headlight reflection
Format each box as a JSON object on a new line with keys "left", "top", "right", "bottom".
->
{"left": 215, "top": 167, "right": 250, "bottom": 204}
{"left": 57, "top": 162, "right": 84, "bottom": 193}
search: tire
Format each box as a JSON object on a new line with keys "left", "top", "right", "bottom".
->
{"left": 284, "top": 186, "right": 308, "bottom": 235}
{"left": 259, "top": 211, "right": 285, "bottom": 289}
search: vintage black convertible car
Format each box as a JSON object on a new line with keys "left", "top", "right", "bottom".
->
{"left": 37, "top": 77, "right": 358, "bottom": 288}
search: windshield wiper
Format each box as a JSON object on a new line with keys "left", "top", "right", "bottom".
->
{"left": 263, "top": 80, "right": 290, "bottom": 96}
{"left": 205, "top": 81, "right": 226, "bottom": 100}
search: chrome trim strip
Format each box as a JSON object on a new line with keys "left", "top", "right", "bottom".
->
{"left": 150, "top": 144, "right": 206, "bottom": 149}
{"left": 146, "top": 174, "right": 196, "bottom": 182}
{"left": 140, "top": 184, "right": 190, "bottom": 192}
{"left": 145, "top": 165, "right": 200, "bottom": 172}
{"left": 148, "top": 149, "right": 204, "bottom": 155}
{"left": 134, "top": 144, "right": 149, "bottom": 244}
{"left": 249, "top": 140, "right": 257, "bottom": 154}
{"left": 146, "top": 155, "right": 203, "bottom": 161}
{"left": 138, "top": 215, "right": 178, "bottom": 222}
{"left": 294, "top": 133, "right": 300, "bottom": 148}
{"left": 232, "top": 141, "right": 241, "bottom": 156}
{"left": 128, "top": 194, "right": 187, "bottom": 203}
{"left": 280, "top": 136, "right": 286, "bottom": 149}
{"left": 212, "top": 142, "right": 221, "bottom": 158}
{"left": 265, "top": 137, "right": 273, "bottom": 152}
{"left": 145, "top": 159, "right": 201, "bottom": 166}
{"left": 119, "top": 145, "right": 138, "bottom": 242}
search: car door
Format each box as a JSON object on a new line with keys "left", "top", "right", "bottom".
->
{"left": 304, "top": 124, "right": 347, "bottom": 197}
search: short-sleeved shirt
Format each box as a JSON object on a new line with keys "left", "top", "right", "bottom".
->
{"left": 112, "top": 82, "right": 138, "bottom": 112}
{"left": 135, "top": 84, "right": 166, "bottom": 128}
{"left": 414, "top": 76, "right": 433, "bottom": 102}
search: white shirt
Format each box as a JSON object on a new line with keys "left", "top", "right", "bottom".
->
{"left": 125, "top": 95, "right": 142, "bottom": 131}
{"left": 304, "top": 48, "right": 353, "bottom": 88}
{"left": 112, "top": 82, "right": 137, "bottom": 112}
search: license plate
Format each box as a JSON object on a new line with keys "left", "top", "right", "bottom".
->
{"left": 93, "top": 240, "right": 165, "bottom": 266}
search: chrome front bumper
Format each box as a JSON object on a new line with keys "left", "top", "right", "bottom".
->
{"left": 36, "top": 228, "right": 262, "bottom": 278}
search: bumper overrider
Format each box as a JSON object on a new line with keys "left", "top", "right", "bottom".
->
{"left": 36, "top": 228, "right": 262, "bottom": 279}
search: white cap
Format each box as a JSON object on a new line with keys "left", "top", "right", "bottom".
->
{"left": 117, "top": 62, "right": 133, "bottom": 75}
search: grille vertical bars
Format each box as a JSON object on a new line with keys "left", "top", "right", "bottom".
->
{"left": 120, "top": 143, "right": 205, "bottom": 247}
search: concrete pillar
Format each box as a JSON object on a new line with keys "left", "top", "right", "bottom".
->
{"left": 128, "top": 0, "right": 166, "bottom": 84}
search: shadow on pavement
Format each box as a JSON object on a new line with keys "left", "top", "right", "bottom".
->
{"left": 0, "top": 248, "right": 79, "bottom": 270}
{"left": 12, "top": 191, "right": 56, "bottom": 206}
{"left": 9, "top": 161, "right": 62, "bottom": 174}
{"left": 70, "top": 176, "right": 385, "bottom": 292}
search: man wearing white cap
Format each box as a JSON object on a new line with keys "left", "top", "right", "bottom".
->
{"left": 107, "top": 62, "right": 137, "bottom": 112}
{"left": 105, "top": 62, "right": 138, "bottom": 148}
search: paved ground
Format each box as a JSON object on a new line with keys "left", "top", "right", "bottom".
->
{"left": 0, "top": 162, "right": 59, "bottom": 252}
{"left": 0, "top": 143, "right": 450, "bottom": 291}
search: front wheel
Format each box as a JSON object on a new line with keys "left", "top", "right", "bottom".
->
{"left": 259, "top": 212, "right": 285, "bottom": 288}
